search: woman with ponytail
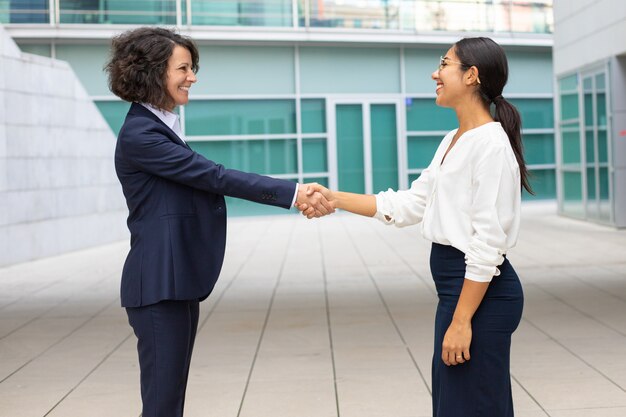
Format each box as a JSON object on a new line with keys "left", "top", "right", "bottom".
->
{"left": 298, "top": 37, "right": 528, "bottom": 416}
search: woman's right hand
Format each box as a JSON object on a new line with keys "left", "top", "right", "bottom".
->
{"left": 296, "top": 183, "right": 336, "bottom": 219}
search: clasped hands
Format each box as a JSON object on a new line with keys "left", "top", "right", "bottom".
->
{"left": 296, "top": 183, "right": 336, "bottom": 219}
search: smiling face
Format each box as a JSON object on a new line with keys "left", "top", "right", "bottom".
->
{"left": 164, "top": 45, "right": 197, "bottom": 111}
{"left": 431, "top": 46, "right": 469, "bottom": 108}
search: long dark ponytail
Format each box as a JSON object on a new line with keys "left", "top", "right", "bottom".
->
{"left": 454, "top": 37, "right": 533, "bottom": 194}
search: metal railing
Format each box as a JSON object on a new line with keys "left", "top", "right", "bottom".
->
{"left": 0, "top": 0, "right": 553, "bottom": 34}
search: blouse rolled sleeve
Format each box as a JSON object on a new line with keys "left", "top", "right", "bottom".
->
{"left": 374, "top": 167, "right": 431, "bottom": 227}
{"left": 465, "top": 145, "right": 519, "bottom": 282}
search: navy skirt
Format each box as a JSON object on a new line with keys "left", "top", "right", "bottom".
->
{"left": 430, "top": 243, "right": 523, "bottom": 417}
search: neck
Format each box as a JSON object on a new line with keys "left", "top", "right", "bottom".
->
{"left": 454, "top": 98, "right": 493, "bottom": 134}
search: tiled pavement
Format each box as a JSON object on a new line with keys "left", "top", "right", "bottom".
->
{"left": 1, "top": 202, "right": 625, "bottom": 417}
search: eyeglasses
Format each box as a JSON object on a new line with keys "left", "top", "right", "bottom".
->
{"left": 438, "top": 56, "right": 481, "bottom": 84}
{"left": 438, "top": 56, "right": 465, "bottom": 71}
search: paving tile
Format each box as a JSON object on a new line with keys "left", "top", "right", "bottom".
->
{"left": 1, "top": 205, "right": 626, "bottom": 416}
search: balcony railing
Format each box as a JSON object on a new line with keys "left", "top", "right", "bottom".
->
{"left": 0, "top": 0, "right": 553, "bottom": 34}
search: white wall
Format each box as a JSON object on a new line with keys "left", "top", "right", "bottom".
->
{"left": 553, "top": 0, "right": 626, "bottom": 75}
{"left": 0, "top": 25, "right": 128, "bottom": 266}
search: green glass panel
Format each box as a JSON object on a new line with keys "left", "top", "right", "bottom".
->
{"left": 185, "top": 100, "right": 296, "bottom": 136}
{"left": 302, "top": 138, "right": 328, "bottom": 173}
{"left": 95, "top": 101, "right": 129, "bottom": 136}
{"left": 408, "top": 172, "right": 423, "bottom": 185}
{"left": 584, "top": 92, "right": 594, "bottom": 128}
{"left": 189, "top": 139, "right": 297, "bottom": 175}
{"left": 523, "top": 133, "right": 555, "bottom": 165}
{"left": 562, "top": 171, "right": 584, "bottom": 218}
{"left": 18, "top": 43, "right": 51, "bottom": 57}
{"left": 504, "top": 51, "right": 553, "bottom": 94}
{"left": 587, "top": 167, "right": 596, "bottom": 200}
{"left": 562, "top": 128, "right": 581, "bottom": 164}
{"left": 598, "top": 130, "right": 608, "bottom": 163}
{"left": 596, "top": 92, "right": 607, "bottom": 127}
{"left": 55, "top": 45, "right": 111, "bottom": 96}
{"left": 60, "top": 0, "right": 176, "bottom": 24}
{"left": 406, "top": 99, "right": 456, "bottom": 131}
{"left": 560, "top": 93, "right": 579, "bottom": 120}
{"left": 305, "top": 177, "right": 329, "bottom": 188}
{"left": 509, "top": 99, "right": 554, "bottom": 129}
{"left": 523, "top": 169, "right": 556, "bottom": 200}
{"left": 404, "top": 48, "right": 442, "bottom": 94}
{"left": 585, "top": 130, "right": 595, "bottom": 164}
{"left": 336, "top": 104, "right": 365, "bottom": 193}
{"left": 5, "top": 0, "right": 48, "bottom": 23}
{"left": 371, "top": 104, "right": 398, "bottom": 193}
{"left": 559, "top": 74, "right": 578, "bottom": 92}
{"left": 301, "top": 99, "right": 326, "bottom": 134}
{"left": 192, "top": 0, "right": 292, "bottom": 26}
{"left": 599, "top": 167, "right": 611, "bottom": 221}
{"left": 408, "top": 136, "right": 441, "bottom": 169}
{"left": 596, "top": 73, "right": 606, "bottom": 91}
{"left": 194, "top": 46, "right": 294, "bottom": 95}
{"left": 300, "top": 47, "right": 401, "bottom": 94}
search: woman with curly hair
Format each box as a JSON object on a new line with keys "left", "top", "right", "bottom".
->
{"left": 105, "top": 27, "right": 331, "bottom": 417}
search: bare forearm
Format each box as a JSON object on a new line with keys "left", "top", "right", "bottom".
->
{"left": 452, "top": 279, "right": 490, "bottom": 325}
{"left": 334, "top": 191, "right": 377, "bottom": 217}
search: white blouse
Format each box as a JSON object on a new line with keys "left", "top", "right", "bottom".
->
{"left": 374, "top": 122, "right": 521, "bottom": 282}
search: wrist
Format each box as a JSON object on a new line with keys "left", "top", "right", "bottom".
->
{"left": 451, "top": 314, "right": 472, "bottom": 326}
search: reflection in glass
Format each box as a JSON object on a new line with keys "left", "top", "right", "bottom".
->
{"left": 302, "top": 0, "right": 553, "bottom": 33}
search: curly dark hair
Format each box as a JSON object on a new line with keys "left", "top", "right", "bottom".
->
{"left": 105, "top": 27, "right": 199, "bottom": 110}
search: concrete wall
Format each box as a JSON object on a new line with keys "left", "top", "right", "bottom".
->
{"left": 553, "top": 0, "right": 626, "bottom": 75}
{"left": 0, "top": 25, "right": 128, "bottom": 266}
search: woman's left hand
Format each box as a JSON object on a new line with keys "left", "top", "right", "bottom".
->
{"left": 441, "top": 318, "right": 472, "bottom": 366}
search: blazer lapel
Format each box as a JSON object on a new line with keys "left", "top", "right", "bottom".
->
{"left": 129, "top": 103, "right": 192, "bottom": 150}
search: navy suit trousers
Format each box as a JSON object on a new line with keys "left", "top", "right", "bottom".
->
{"left": 126, "top": 300, "right": 199, "bottom": 417}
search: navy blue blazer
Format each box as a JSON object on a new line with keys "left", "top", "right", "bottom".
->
{"left": 115, "top": 103, "right": 296, "bottom": 307}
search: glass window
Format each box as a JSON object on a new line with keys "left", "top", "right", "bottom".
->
{"left": 305, "top": 0, "right": 400, "bottom": 29}
{"left": 524, "top": 169, "right": 556, "bottom": 200}
{"left": 95, "top": 101, "right": 130, "bottom": 136}
{"left": 5, "top": 0, "right": 48, "bottom": 23}
{"left": 189, "top": 139, "right": 297, "bottom": 175}
{"left": 192, "top": 0, "right": 292, "bottom": 27}
{"left": 523, "top": 133, "right": 555, "bottom": 166}
{"left": 585, "top": 130, "right": 595, "bottom": 164}
{"left": 185, "top": 100, "right": 296, "bottom": 136}
{"left": 17, "top": 43, "right": 51, "bottom": 57}
{"left": 336, "top": 104, "right": 365, "bottom": 193}
{"left": 560, "top": 93, "right": 579, "bottom": 121}
{"left": 561, "top": 126, "right": 581, "bottom": 165}
{"left": 562, "top": 171, "right": 584, "bottom": 218}
{"left": 598, "top": 130, "right": 608, "bottom": 163}
{"left": 408, "top": 172, "right": 422, "bottom": 185}
{"left": 299, "top": 47, "right": 401, "bottom": 94}
{"left": 509, "top": 99, "right": 554, "bottom": 129}
{"left": 304, "top": 177, "right": 329, "bottom": 188}
{"left": 301, "top": 99, "right": 326, "bottom": 134}
{"left": 407, "top": 136, "right": 441, "bottom": 169}
{"left": 406, "top": 99, "right": 456, "bottom": 132}
{"left": 59, "top": 0, "right": 176, "bottom": 24}
{"left": 194, "top": 46, "right": 295, "bottom": 95}
{"left": 55, "top": 45, "right": 112, "bottom": 96}
{"left": 371, "top": 104, "right": 398, "bottom": 193}
{"left": 302, "top": 138, "right": 328, "bottom": 173}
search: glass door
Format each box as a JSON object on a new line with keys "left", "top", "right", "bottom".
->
{"left": 582, "top": 71, "right": 612, "bottom": 223}
{"left": 328, "top": 100, "right": 403, "bottom": 195}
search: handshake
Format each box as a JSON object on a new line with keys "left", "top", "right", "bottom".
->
{"left": 295, "top": 183, "right": 336, "bottom": 219}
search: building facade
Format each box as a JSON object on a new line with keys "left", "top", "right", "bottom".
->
{"left": 553, "top": 0, "right": 626, "bottom": 228}
{"left": 3, "top": 0, "right": 555, "bottom": 216}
